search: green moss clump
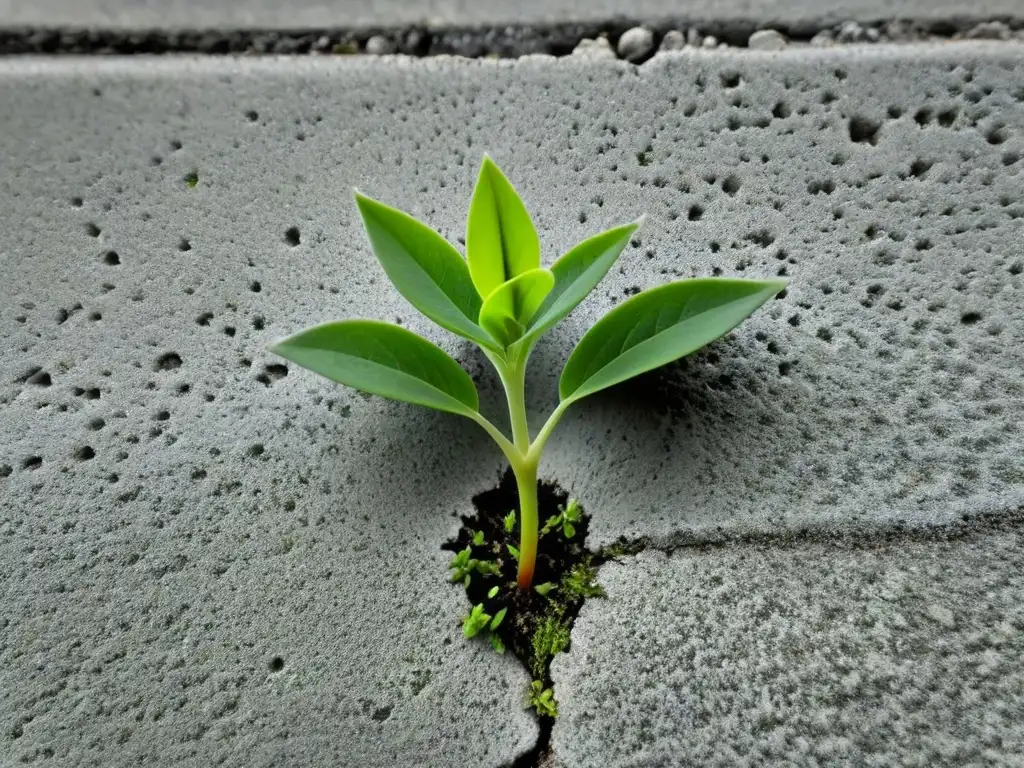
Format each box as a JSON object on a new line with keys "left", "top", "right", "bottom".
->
{"left": 530, "top": 609, "right": 571, "bottom": 678}
{"left": 562, "top": 562, "right": 605, "bottom": 600}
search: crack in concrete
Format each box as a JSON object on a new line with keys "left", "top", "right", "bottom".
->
{"left": 500, "top": 505, "right": 1024, "bottom": 766}
{"left": 0, "top": 16, "right": 1021, "bottom": 57}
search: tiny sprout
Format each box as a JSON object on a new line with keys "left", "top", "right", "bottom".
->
{"left": 487, "top": 585, "right": 500, "bottom": 599}
{"left": 450, "top": 547, "right": 499, "bottom": 586}
{"left": 507, "top": 544, "right": 520, "bottom": 561}
{"left": 489, "top": 607, "right": 507, "bottom": 631}
{"left": 503, "top": 510, "right": 516, "bottom": 533}
{"left": 471, "top": 530, "right": 485, "bottom": 546}
{"left": 534, "top": 582, "right": 556, "bottom": 597}
{"left": 541, "top": 498, "right": 582, "bottom": 539}
{"left": 272, "top": 156, "right": 787, "bottom": 590}
{"left": 463, "top": 603, "right": 491, "bottom": 639}
{"left": 529, "top": 680, "right": 558, "bottom": 717}
{"left": 491, "top": 635, "right": 505, "bottom": 654}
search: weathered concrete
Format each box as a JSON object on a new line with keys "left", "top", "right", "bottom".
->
{"left": 0, "top": 0, "right": 1022, "bottom": 31}
{"left": 0, "top": 47, "right": 1022, "bottom": 764}
{"left": 552, "top": 530, "right": 1024, "bottom": 766}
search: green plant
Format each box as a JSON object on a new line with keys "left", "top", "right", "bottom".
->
{"left": 529, "top": 680, "right": 558, "bottom": 717}
{"left": 271, "top": 155, "right": 786, "bottom": 590}
{"left": 541, "top": 498, "right": 581, "bottom": 539}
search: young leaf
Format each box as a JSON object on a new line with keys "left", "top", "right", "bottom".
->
{"left": 489, "top": 607, "right": 507, "bottom": 631}
{"left": 562, "top": 521, "right": 576, "bottom": 539}
{"left": 490, "top": 635, "right": 505, "bottom": 654}
{"left": 354, "top": 193, "right": 498, "bottom": 350}
{"left": 478, "top": 268, "right": 555, "bottom": 348}
{"left": 560, "top": 278, "right": 787, "bottom": 403}
{"left": 517, "top": 219, "right": 642, "bottom": 349}
{"left": 506, "top": 544, "right": 520, "bottom": 561}
{"left": 463, "top": 604, "right": 491, "bottom": 638}
{"left": 503, "top": 511, "right": 516, "bottom": 533}
{"left": 534, "top": 582, "right": 556, "bottom": 597}
{"left": 466, "top": 156, "right": 541, "bottom": 300}
{"left": 271, "top": 320, "right": 479, "bottom": 416}
{"left": 487, "top": 585, "right": 500, "bottom": 599}
{"left": 471, "top": 530, "right": 485, "bottom": 546}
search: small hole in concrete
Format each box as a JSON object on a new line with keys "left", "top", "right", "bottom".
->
{"left": 849, "top": 116, "right": 881, "bottom": 145}
{"left": 245, "top": 110, "right": 259, "bottom": 122}
{"left": 76, "top": 446, "right": 95, "bottom": 461}
{"left": 155, "top": 352, "right": 182, "bottom": 371}
{"left": 249, "top": 281, "right": 262, "bottom": 293}
{"left": 27, "top": 370, "right": 52, "bottom": 387}
{"left": 960, "top": 311, "right": 982, "bottom": 325}
{"left": 688, "top": 204, "right": 704, "bottom": 221}
{"left": 269, "top": 656, "right": 285, "bottom": 672}
{"left": 178, "top": 238, "right": 192, "bottom": 252}
{"left": 285, "top": 227, "right": 301, "bottom": 247}
{"left": 23, "top": 456, "right": 42, "bottom": 470}
{"left": 103, "top": 251, "right": 120, "bottom": 266}
{"left": 197, "top": 312, "right": 213, "bottom": 326}
{"left": 86, "top": 223, "right": 101, "bottom": 238}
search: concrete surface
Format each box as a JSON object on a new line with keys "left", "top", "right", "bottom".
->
{"left": 552, "top": 529, "right": 1024, "bottom": 766}
{"left": 0, "top": 46, "right": 1022, "bottom": 765}
{"left": 0, "top": 0, "right": 1022, "bottom": 31}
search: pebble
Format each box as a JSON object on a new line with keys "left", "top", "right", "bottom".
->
{"left": 364, "top": 35, "right": 394, "bottom": 55}
{"left": 836, "top": 20, "right": 865, "bottom": 43}
{"left": 964, "top": 21, "right": 1012, "bottom": 40}
{"left": 810, "top": 30, "right": 834, "bottom": 47}
{"left": 686, "top": 28, "right": 702, "bottom": 46}
{"left": 659, "top": 30, "right": 686, "bottom": 52}
{"left": 617, "top": 26, "right": 655, "bottom": 62}
{"left": 572, "top": 36, "right": 617, "bottom": 60}
{"left": 748, "top": 29, "right": 788, "bottom": 50}
{"left": 702, "top": 35, "right": 719, "bottom": 49}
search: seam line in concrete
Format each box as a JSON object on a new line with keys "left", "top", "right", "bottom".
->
{"left": 1, "top": 16, "right": 1022, "bottom": 57}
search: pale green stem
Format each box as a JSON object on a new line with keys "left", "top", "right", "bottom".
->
{"left": 526, "top": 399, "right": 571, "bottom": 465}
{"left": 476, "top": 349, "right": 572, "bottom": 590}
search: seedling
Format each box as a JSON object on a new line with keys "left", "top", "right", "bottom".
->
{"left": 529, "top": 680, "right": 558, "bottom": 717}
{"left": 541, "top": 498, "right": 581, "bottom": 539}
{"left": 271, "top": 155, "right": 786, "bottom": 590}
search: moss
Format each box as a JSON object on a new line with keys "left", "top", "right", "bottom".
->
{"left": 530, "top": 609, "right": 571, "bottom": 678}
{"left": 561, "top": 562, "right": 605, "bottom": 600}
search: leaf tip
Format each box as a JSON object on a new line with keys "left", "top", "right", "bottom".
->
{"left": 633, "top": 213, "right": 648, "bottom": 230}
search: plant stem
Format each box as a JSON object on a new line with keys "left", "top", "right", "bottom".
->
{"left": 513, "top": 458, "right": 539, "bottom": 590}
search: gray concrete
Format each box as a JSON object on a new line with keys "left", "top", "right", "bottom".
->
{"left": 552, "top": 531, "right": 1024, "bottom": 766}
{"left": 0, "top": 46, "right": 1022, "bottom": 764}
{"left": 0, "top": 0, "right": 1022, "bottom": 31}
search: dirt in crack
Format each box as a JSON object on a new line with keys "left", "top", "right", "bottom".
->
{"left": 443, "top": 468, "right": 608, "bottom": 765}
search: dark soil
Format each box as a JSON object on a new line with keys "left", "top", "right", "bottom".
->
{"left": 443, "top": 468, "right": 602, "bottom": 689}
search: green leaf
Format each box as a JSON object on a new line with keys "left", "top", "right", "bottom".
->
{"left": 271, "top": 320, "right": 479, "bottom": 416}
{"left": 463, "top": 604, "right": 491, "bottom": 638}
{"left": 534, "top": 582, "right": 556, "bottom": 597}
{"left": 560, "top": 278, "right": 787, "bottom": 403}
{"left": 503, "top": 511, "right": 516, "bottom": 533}
{"left": 518, "top": 219, "right": 642, "bottom": 349}
{"left": 466, "top": 156, "right": 540, "bottom": 300}
{"left": 487, "top": 585, "right": 500, "bottom": 599}
{"left": 489, "top": 607, "right": 507, "bottom": 631}
{"left": 506, "top": 544, "right": 520, "bottom": 561}
{"left": 479, "top": 268, "right": 555, "bottom": 347}
{"left": 562, "top": 521, "right": 576, "bottom": 539}
{"left": 490, "top": 635, "right": 505, "bottom": 654}
{"left": 354, "top": 193, "right": 498, "bottom": 350}
{"left": 471, "top": 530, "right": 485, "bottom": 546}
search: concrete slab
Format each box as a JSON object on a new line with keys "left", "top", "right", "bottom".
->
{"left": 0, "top": 0, "right": 1022, "bottom": 32}
{"left": 0, "top": 46, "right": 1022, "bottom": 763}
{"left": 551, "top": 528, "right": 1024, "bottom": 766}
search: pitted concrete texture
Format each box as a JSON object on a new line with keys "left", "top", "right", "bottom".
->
{"left": 0, "top": 48, "right": 1022, "bottom": 764}
{"left": 551, "top": 531, "right": 1024, "bottom": 766}
{"left": 0, "top": 0, "right": 1023, "bottom": 31}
